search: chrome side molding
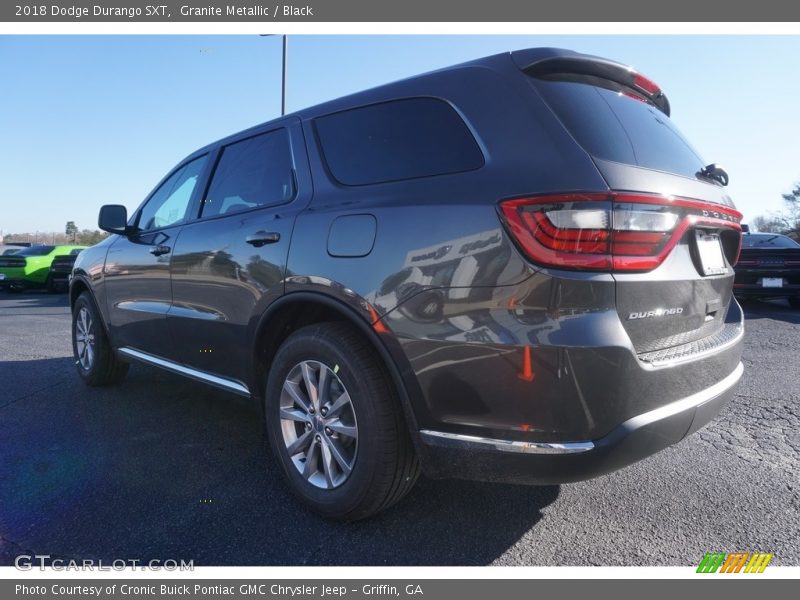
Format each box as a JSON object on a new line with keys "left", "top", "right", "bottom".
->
{"left": 117, "top": 347, "right": 250, "bottom": 397}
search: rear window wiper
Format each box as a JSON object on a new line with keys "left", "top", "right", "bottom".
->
{"left": 697, "top": 163, "right": 729, "bottom": 186}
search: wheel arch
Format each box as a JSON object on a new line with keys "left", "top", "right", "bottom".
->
{"left": 251, "top": 292, "right": 425, "bottom": 445}
{"left": 69, "top": 276, "right": 113, "bottom": 340}
{"left": 69, "top": 277, "right": 89, "bottom": 310}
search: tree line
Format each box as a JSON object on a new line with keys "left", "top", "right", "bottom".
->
{"left": 750, "top": 183, "right": 800, "bottom": 239}
{"left": 3, "top": 222, "right": 108, "bottom": 246}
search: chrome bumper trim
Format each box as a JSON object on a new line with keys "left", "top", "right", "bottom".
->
{"left": 622, "top": 361, "right": 743, "bottom": 431}
{"left": 419, "top": 430, "right": 595, "bottom": 455}
{"left": 420, "top": 361, "right": 743, "bottom": 455}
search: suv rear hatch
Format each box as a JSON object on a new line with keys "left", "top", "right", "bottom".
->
{"left": 505, "top": 49, "right": 743, "bottom": 361}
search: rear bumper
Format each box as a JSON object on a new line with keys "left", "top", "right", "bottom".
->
{"left": 734, "top": 266, "right": 800, "bottom": 298}
{"left": 49, "top": 271, "right": 71, "bottom": 283}
{"left": 418, "top": 361, "right": 742, "bottom": 484}
{"left": 0, "top": 277, "right": 31, "bottom": 289}
{"left": 380, "top": 265, "right": 745, "bottom": 484}
{"left": 0, "top": 267, "right": 44, "bottom": 289}
{"left": 733, "top": 283, "right": 800, "bottom": 299}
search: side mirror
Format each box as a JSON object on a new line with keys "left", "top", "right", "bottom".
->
{"left": 98, "top": 205, "right": 129, "bottom": 235}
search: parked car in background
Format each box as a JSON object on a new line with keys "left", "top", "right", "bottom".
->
{"left": 0, "top": 243, "right": 30, "bottom": 255}
{"left": 71, "top": 47, "right": 744, "bottom": 520}
{"left": 0, "top": 245, "right": 86, "bottom": 292}
{"left": 48, "top": 253, "right": 81, "bottom": 292}
{"left": 734, "top": 232, "right": 800, "bottom": 307}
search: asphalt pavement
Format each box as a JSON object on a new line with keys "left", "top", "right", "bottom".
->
{"left": 0, "top": 291, "right": 798, "bottom": 566}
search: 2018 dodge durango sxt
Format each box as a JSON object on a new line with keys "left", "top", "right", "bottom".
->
{"left": 70, "top": 48, "right": 744, "bottom": 520}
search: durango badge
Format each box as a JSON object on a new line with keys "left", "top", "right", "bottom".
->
{"left": 628, "top": 307, "right": 684, "bottom": 320}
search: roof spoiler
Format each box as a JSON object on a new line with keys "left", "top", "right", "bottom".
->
{"left": 511, "top": 49, "right": 671, "bottom": 117}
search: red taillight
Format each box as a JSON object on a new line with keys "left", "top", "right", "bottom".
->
{"left": 498, "top": 192, "right": 742, "bottom": 273}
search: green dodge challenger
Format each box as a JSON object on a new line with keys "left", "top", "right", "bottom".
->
{"left": 0, "top": 245, "right": 86, "bottom": 292}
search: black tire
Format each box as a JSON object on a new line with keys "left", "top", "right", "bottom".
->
{"left": 789, "top": 297, "right": 800, "bottom": 309}
{"left": 264, "top": 322, "right": 420, "bottom": 520}
{"left": 45, "top": 274, "right": 57, "bottom": 294}
{"left": 72, "top": 292, "right": 129, "bottom": 386}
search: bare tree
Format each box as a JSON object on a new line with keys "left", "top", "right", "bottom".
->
{"left": 751, "top": 215, "right": 785, "bottom": 233}
{"left": 748, "top": 182, "right": 800, "bottom": 240}
{"left": 779, "top": 183, "right": 800, "bottom": 239}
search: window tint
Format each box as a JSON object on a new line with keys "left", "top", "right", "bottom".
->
{"left": 137, "top": 155, "right": 207, "bottom": 231}
{"left": 201, "top": 129, "right": 295, "bottom": 218}
{"left": 16, "top": 245, "right": 55, "bottom": 257}
{"left": 534, "top": 79, "right": 705, "bottom": 179}
{"left": 70, "top": 249, "right": 83, "bottom": 255}
{"left": 315, "top": 98, "right": 484, "bottom": 186}
{"left": 742, "top": 234, "right": 800, "bottom": 248}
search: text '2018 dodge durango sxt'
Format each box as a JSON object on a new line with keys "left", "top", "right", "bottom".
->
{"left": 71, "top": 48, "right": 744, "bottom": 520}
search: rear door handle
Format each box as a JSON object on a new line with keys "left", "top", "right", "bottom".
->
{"left": 246, "top": 231, "right": 281, "bottom": 247}
{"left": 149, "top": 245, "right": 171, "bottom": 256}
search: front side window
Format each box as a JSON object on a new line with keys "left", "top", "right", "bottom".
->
{"left": 201, "top": 129, "right": 295, "bottom": 219}
{"left": 137, "top": 155, "right": 207, "bottom": 231}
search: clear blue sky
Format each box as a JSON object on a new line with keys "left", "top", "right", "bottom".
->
{"left": 1, "top": 35, "right": 799, "bottom": 234}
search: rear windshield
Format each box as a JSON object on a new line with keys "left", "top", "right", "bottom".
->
{"left": 533, "top": 78, "right": 705, "bottom": 179}
{"left": 15, "top": 245, "right": 55, "bottom": 256}
{"left": 742, "top": 234, "right": 800, "bottom": 249}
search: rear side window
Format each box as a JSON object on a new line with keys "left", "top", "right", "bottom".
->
{"left": 533, "top": 79, "right": 705, "bottom": 179}
{"left": 315, "top": 97, "right": 484, "bottom": 186}
{"left": 16, "top": 246, "right": 55, "bottom": 257}
{"left": 201, "top": 128, "right": 295, "bottom": 218}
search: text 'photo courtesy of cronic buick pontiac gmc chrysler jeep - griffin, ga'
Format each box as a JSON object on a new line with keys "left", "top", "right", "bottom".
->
{"left": 69, "top": 48, "right": 745, "bottom": 520}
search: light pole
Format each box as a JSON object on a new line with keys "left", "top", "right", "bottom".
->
{"left": 260, "top": 34, "right": 287, "bottom": 116}
{"left": 280, "top": 34, "right": 287, "bottom": 116}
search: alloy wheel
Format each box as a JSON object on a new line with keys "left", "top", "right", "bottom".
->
{"left": 75, "top": 306, "right": 95, "bottom": 370}
{"left": 279, "top": 360, "right": 359, "bottom": 489}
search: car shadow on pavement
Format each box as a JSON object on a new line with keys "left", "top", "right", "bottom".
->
{"left": 0, "top": 358, "right": 560, "bottom": 567}
{"left": 304, "top": 477, "right": 561, "bottom": 565}
{"left": 739, "top": 298, "right": 800, "bottom": 324}
{"left": 0, "top": 290, "right": 70, "bottom": 312}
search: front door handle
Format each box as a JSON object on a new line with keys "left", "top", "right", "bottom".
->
{"left": 149, "top": 245, "right": 171, "bottom": 256}
{"left": 246, "top": 231, "right": 281, "bottom": 247}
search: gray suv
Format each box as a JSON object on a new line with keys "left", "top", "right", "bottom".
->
{"left": 71, "top": 48, "right": 744, "bottom": 519}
